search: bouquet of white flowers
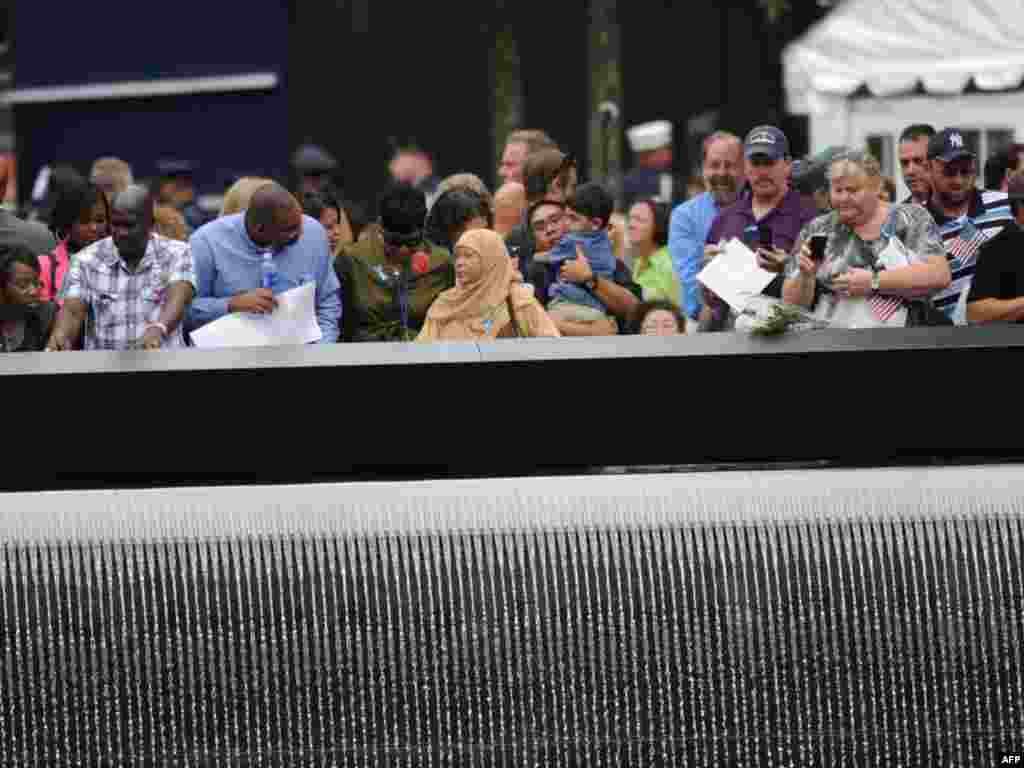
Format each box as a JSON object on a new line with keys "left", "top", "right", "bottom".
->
{"left": 735, "top": 295, "right": 831, "bottom": 336}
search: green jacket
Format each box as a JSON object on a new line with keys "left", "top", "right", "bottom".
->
{"left": 336, "top": 232, "right": 453, "bottom": 342}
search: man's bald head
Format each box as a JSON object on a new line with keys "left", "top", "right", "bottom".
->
{"left": 493, "top": 181, "right": 526, "bottom": 237}
{"left": 111, "top": 184, "right": 154, "bottom": 262}
{"left": 245, "top": 182, "right": 304, "bottom": 250}
{"left": 113, "top": 184, "right": 153, "bottom": 218}
{"left": 250, "top": 182, "right": 297, "bottom": 210}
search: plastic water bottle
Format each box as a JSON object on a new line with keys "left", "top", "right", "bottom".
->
{"left": 261, "top": 252, "right": 275, "bottom": 292}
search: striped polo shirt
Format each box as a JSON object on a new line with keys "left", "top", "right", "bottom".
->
{"left": 929, "top": 189, "right": 1012, "bottom": 321}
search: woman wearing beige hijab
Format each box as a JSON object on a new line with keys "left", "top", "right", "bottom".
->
{"left": 417, "top": 229, "right": 560, "bottom": 341}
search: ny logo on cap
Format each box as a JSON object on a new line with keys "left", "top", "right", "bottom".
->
{"left": 949, "top": 132, "right": 964, "bottom": 148}
{"left": 749, "top": 131, "right": 776, "bottom": 145}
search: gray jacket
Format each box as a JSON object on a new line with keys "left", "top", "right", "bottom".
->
{"left": 0, "top": 210, "right": 57, "bottom": 256}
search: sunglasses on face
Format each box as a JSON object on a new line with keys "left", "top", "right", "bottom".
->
{"left": 937, "top": 162, "right": 976, "bottom": 178}
{"left": 381, "top": 228, "right": 423, "bottom": 249}
{"left": 7, "top": 278, "right": 42, "bottom": 294}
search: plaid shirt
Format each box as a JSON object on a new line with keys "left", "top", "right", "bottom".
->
{"left": 61, "top": 235, "right": 195, "bottom": 350}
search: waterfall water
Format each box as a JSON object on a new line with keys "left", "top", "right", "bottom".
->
{"left": 1, "top": 469, "right": 1022, "bottom": 765}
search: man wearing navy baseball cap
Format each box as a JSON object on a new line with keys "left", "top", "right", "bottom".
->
{"left": 699, "top": 124, "right": 816, "bottom": 330}
{"left": 927, "top": 128, "right": 977, "bottom": 218}
{"left": 744, "top": 125, "right": 788, "bottom": 161}
{"left": 926, "top": 127, "right": 1014, "bottom": 322}
{"left": 742, "top": 126, "right": 796, "bottom": 220}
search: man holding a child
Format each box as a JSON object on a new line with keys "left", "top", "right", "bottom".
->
{"left": 525, "top": 181, "right": 646, "bottom": 336}
{"left": 531, "top": 183, "right": 619, "bottom": 335}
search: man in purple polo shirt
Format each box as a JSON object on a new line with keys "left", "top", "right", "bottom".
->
{"left": 701, "top": 125, "right": 818, "bottom": 331}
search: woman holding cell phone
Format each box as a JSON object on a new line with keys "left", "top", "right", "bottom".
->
{"left": 781, "top": 149, "right": 951, "bottom": 327}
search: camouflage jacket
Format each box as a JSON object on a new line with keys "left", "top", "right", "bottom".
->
{"left": 335, "top": 231, "right": 453, "bottom": 342}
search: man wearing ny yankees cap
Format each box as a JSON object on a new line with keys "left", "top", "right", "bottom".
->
{"left": 925, "top": 127, "right": 1013, "bottom": 322}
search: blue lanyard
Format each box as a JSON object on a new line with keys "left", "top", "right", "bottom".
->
{"left": 881, "top": 209, "right": 897, "bottom": 239}
{"left": 398, "top": 271, "right": 410, "bottom": 340}
{"left": 743, "top": 224, "right": 758, "bottom": 246}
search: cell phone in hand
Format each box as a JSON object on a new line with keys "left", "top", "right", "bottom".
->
{"left": 758, "top": 223, "right": 773, "bottom": 249}
{"left": 808, "top": 234, "right": 827, "bottom": 263}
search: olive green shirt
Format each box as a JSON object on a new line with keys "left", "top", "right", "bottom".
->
{"left": 335, "top": 232, "right": 453, "bottom": 342}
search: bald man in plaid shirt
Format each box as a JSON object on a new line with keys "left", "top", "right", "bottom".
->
{"left": 47, "top": 186, "right": 195, "bottom": 351}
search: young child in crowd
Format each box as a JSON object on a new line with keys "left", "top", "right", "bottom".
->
{"left": 535, "top": 182, "right": 616, "bottom": 325}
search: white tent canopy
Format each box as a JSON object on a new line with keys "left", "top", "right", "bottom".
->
{"left": 784, "top": 0, "right": 1024, "bottom": 114}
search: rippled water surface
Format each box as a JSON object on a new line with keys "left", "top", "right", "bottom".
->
{"left": 1, "top": 513, "right": 1021, "bottom": 765}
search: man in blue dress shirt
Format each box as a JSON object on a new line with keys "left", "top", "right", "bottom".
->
{"left": 186, "top": 182, "right": 341, "bottom": 343}
{"left": 668, "top": 131, "right": 745, "bottom": 322}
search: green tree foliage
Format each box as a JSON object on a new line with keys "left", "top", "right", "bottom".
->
{"left": 758, "top": 0, "right": 792, "bottom": 22}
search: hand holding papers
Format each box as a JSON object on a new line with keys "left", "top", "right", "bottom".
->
{"left": 697, "top": 238, "right": 777, "bottom": 313}
{"left": 190, "top": 282, "right": 322, "bottom": 348}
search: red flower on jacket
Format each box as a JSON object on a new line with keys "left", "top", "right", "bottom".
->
{"left": 411, "top": 251, "right": 430, "bottom": 275}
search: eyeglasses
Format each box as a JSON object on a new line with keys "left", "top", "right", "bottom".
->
{"left": 531, "top": 211, "right": 565, "bottom": 235}
{"left": 381, "top": 228, "right": 423, "bottom": 249}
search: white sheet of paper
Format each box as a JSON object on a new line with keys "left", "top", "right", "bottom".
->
{"left": 190, "top": 281, "right": 322, "bottom": 348}
{"left": 697, "top": 237, "right": 777, "bottom": 313}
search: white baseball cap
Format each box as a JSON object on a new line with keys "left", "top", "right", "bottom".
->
{"left": 627, "top": 120, "right": 673, "bottom": 153}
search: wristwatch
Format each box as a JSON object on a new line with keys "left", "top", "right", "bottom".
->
{"left": 870, "top": 272, "right": 882, "bottom": 295}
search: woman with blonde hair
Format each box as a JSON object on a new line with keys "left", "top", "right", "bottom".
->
{"left": 782, "top": 149, "right": 951, "bottom": 327}
{"left": 219, "top": 176, "right": 273, "bottom": 217}
{"left": 436, "top": 172, "right": 493, "bottom": 211}
{"left": 417, "top": 229, "right": 559, "bottom": 341}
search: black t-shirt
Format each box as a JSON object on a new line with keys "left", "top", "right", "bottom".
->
{"left": 967, "top": 224, "right": 1024, "bottom": 322}
{"left": 506, "top": 220, "right": 534, "bottom": 277}
{"left": 0, "top": 302, "right": 57, "bottom": 352}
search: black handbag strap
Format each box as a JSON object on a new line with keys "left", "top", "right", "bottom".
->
{"left": 505, "top": 295, "right": 521, "bottom": 338}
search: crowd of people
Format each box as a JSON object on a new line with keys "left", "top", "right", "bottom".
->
{"left": 1, "top": 120, "right": 1022, "bottom": 354}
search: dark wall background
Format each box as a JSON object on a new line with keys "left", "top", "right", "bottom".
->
{"left": 288, "top": 0, "right": 497, "bottom": 209}
{"left": 13, "top": 2, "right": 287, "bottom": 87}
{"left": 287, "top": 0, "right": 590, "bottom": 209}
{"left": 10, "top": 0, "right": 821, "bottom": 209}
{"left": 14, "top": 92, "right": 291, "bottom": 197}
{"left": 620, "top": 1, "right": 827, "bottom": 177}
{"left": 11, "top": 0, "right": 291, "bottom": 200}
{"left": 514, "top": 2, "right": 590, "bottom": 184}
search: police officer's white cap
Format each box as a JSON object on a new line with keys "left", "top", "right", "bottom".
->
{"left": 627, "top": 120, "right": 673, "bottom": 153}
